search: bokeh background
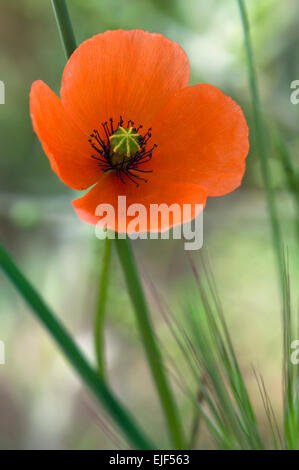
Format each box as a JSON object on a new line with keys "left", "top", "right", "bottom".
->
{"left": 0, "top": 0, "right": 298, "bottom": 449}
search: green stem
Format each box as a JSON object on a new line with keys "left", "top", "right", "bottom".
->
{"left": 114, "top": 237, "right": 185, "bottom": 449}
{"left": 273, "top": 132, "right": 299, "bottom": 242}
{"left": 237, "top": 0, "right": 285, "bottom": 292}
{"left": 51, "top": 0, "right": 77, "bottom": 58}
{"left": 0, "top": 243, "right": 154, "bottom": 449}
{"left": 94, "top": 238, "right": 112, "bottom": 378}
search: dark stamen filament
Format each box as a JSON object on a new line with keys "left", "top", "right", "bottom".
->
{"left": 88, "top": 116, "right": 156, "bottom": 186}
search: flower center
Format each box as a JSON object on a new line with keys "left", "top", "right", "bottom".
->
{"left": 88, "top": 116, "right": 156, "bottom": 186}
{"left": 109, "top": 127, "right": 141, "bottom": 166}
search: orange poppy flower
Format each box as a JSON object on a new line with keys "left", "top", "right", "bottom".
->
{"left": 30, "top": 29, "right": 249, "bottom": 233}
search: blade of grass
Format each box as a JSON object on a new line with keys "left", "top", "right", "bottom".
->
{"left": 82, "top": 396, "right": 128, "bottom": 450}
{"left": 237, "top": 0, "right": 285, "bottom": 294}
{"left": 252, "top": 368, "right": 282, "bottom": 450}
{"left": 115, "top": 237, "right": 185, "bottom": 449}
{"left": 188, "top": 252, "right": 264, "bottom": 448}
{"left": 200, "top": 253, "right": 262, "bottom": 438}
{"left": 187, "top": 303, "right": 252, "bottom": 449}
{"left": 147, "top": 274, "right": 201, "bottom": 385}
{"left": 94, "top": 238, "right": 112, "bottom": 378}
{"left": 273, "top": 131, "right": 299, "bottom": 241}
{"left": 183, "top": 251, "right": 265, "bottom": 449}
{"left": 282, "top": 259, "right": 299, "bottom": 449}
{"left": 188, "top": 387, "right": 205, "bottom": 449}
{"left": 0, "top": 243, "right": 154, "bottom": 449}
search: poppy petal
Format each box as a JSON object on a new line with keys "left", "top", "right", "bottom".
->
{"left": 150, "top": 84, "right": 249, "bottom": 196}
{"left": 60, "top": 30, "right": 190, "bottom": 134}
{"left": 30, "top": 80, "right": 102, "bottom": 190}
{"left": 72, "top": 172, "right": 207, "bottom": 233}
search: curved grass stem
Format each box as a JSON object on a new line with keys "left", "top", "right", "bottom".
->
{"left": 0, "top": 243, "right": 154, "bottom": 449}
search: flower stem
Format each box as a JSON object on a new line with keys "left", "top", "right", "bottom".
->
{"left": 237, "top": 0, "right": 285, "bottom": 292}
{"left": 94, "top": 238, "right": 112, "bottom": 378}
{"left": 0, "top": 243, "right": 154, "bottom": 449}
{"left": 51, "top": 0, "right": 77, "bottom": 58}
{"left": 114, "top": 237, "right": 185, "bottom": 449}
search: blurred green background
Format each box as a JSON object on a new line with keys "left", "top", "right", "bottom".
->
{"left": 0, "top": 0, "right": 298, "bottom": 449}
